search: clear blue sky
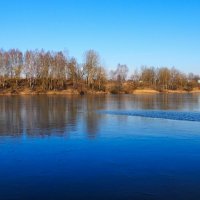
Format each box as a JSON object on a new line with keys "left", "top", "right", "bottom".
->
{"left": 0, "top": 0, "right": 200, "bottom": 74}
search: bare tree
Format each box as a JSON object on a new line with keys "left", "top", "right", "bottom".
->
{"left": 67, "top": 57, "right": 79, "bottom": 88}
{"left": 140, "top": 66, "right": 156, "bottom": 87}
{"left": 110, "top": 64, "right": 129, "bottom": 93}
{"left": 83, "top": 50, "right": 100, "bottom": 89}
{"left": 157, "top": 67, "right": 171, "bottom": 90}
{"left": 94, "top": 66, "right": 107, "bottom": 90}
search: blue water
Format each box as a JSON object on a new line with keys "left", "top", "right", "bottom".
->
{"left": 0, "top": 94, "right": 200, "bottom": 200}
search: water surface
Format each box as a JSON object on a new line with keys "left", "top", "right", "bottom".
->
{"left": 1, "top": 94, "right": 200, "bottom": 200}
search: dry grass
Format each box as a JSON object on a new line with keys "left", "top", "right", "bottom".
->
{"left": 0, "top": 87, "right": 200, "bottom": 96}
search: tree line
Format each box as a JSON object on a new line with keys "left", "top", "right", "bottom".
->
{"left": 130, "top": 66, "right": 200, "bottom": 92}
{"left": 0, "top": 48, "right": 199, "bottom": 94}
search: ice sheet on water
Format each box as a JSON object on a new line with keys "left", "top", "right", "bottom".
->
{"left": 98, "top": 110, "right": 200, "bottom": 122}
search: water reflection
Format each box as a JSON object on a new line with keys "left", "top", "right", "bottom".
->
{"left": 0, "top": 94, "right": 200, "bottom": 138}
{"left": 109, "top": 94, "right": 200, "bottom": 111}
{"left": 0, "top": 97, "right": 23, "bottom": 137}
{"left": 0, "top": 95, "right": 107, "bottom": 138}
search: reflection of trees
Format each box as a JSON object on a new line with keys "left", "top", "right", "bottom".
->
{"left": 128, "top": 94, "right": 200, "bottom": 111}
{"left": 0, "top": 96, "right": 82, "bottom": 137}
{"left": 116, "top": 95, "right": 126, "bottom": 110}
{"left": 157, "top": 94, "right": 200, "bottom": 111}
{"left": 0, "top": 94, "right": 200, "bottom": 138}
{"left": 0, "top": 96, "right": 23, "bottom": 137}
{"left": 84, "top": 95, "right": 107, "bottom": 138}
{"left": 24, "top": 96, "right": 66, "bottom": 136}
{"left": 24, "top": 96, "right": 80, "bottom": 137}
{"left": 0, "top": 95, "right": 107, "bottom": 138}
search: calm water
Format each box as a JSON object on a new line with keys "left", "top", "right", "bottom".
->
{"left": 1, "top": 94, "right": 200, "bottom": 200}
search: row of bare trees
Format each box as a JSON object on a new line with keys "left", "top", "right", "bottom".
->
{"left": 131, "top": 66, "right": 200, "bottom": 91}
{"left": 0, "top": 48, "right": 199, "bottom": 93}
{"left": 0, "top": 49, "right": 107, "bottom": 92}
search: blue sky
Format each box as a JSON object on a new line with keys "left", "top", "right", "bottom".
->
{"left": 0, "top": 0, "right": 200, "bottom": 74}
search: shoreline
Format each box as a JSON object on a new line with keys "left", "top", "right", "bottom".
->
{"left": 1, "top": 88, "right": 200, "bottom": 96}
{"left": 132, "top": 89, "right": 200, "bottom": 94}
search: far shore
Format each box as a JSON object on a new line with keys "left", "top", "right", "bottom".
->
{"left": 132, "top": 89, "right": 200, "bottom": 94}
{"left": 1, "top": 88, "right": 200, "bottom": 96}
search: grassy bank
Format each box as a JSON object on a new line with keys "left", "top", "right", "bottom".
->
{"left": 1, "top": 87, "right": 200, "bottom": 96}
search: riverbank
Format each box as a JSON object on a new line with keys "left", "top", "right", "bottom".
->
{"left": 1, "top": 88, "right": 200, "bottom": 95}
{"left": 0, "top": 88, "right": 108, "bottom": 95}
{"left": 132, "top": 89, "right": 200, "bottom": 94}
